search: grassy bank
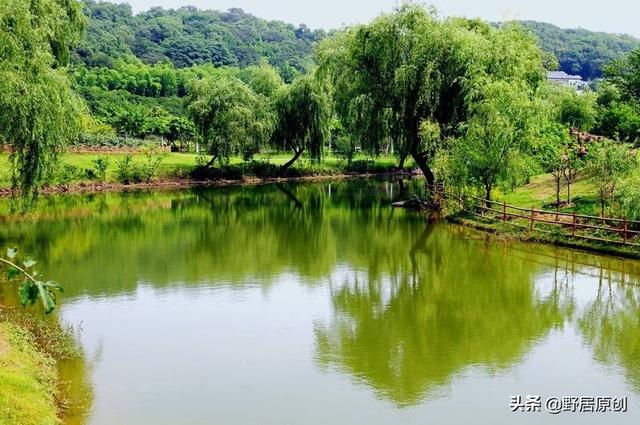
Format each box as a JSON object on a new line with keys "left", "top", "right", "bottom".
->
{"left": 0, "top": 306, "right": 87, "bottom": 425}
{"left": 448, "top": 212, "right": 640, "bottom": 260}
{"left": 0, "top": 152, "right": 408, "bottom": 192}
{"left": 497, "top": 171, "right": 638, "bottom": 218}
{"left": 0, "top": 321, "right": 58, "bottom": 425}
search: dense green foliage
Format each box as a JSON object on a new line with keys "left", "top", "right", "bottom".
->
{"left": 73, "top": 1, "right": 640, "bottom": 83}
{"left": 0, "top": 0, "right": 86, "bottom": 199}
{"left": 521, "top": 21, "right": 640, "bottom": 80}
{"left": 186, "top": 72, "right": 275, "bottom": 165}
{"left": 273, "top": 75, "right": 331, "bottom": 170}
{"left": 593, "top": 52, "right": 640, "bottom": 142}
{"left": 319, "top": 5, "right": 545, "bottom": 195}
{"left": 75, "top": 0, "right": 323, "bottom": 77}
{"left": 5, "top": 0, "right": 640, "bottom": 207}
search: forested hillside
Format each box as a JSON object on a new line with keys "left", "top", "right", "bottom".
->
{"left": 521, "top": 21, "right": 640, "bottom": 80}
{"left": 74, "top": 1, "right": 640, "bottom": 82}
{"left": 74, "top": 0, "right": 325, "bottom": 78}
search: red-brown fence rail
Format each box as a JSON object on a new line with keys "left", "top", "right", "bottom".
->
{"left": 428, "top": 184, "right": 640, "bottom": 248}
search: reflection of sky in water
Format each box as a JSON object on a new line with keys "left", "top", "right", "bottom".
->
{"left": 61, "top": 254, "right": 640, "bottom": 425}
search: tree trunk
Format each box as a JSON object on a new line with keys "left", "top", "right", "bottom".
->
{"left": 555, "top": 176, "right": 561, "bottom": 206}
{"left": 601, "top": 191, "right": 606, "bottom": 218}
{"left": 566, "top": 182, "right": 571, "bottom": 205}
{"left": 202, "top": 155, "right": 216, "bottom": 169}
{"left": 410, "top": 149, "right": 435, "bottom": 186}
{"left": 280, "top": 147, "right": 304, "bottom": 173}
{"left": 485, "top": 183, "right": 492, "bottom": 208}
{"left": 397, "top": 151, "right": 409, "bottom": 170}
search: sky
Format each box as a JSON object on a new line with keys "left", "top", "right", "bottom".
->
{"left": 121, "top": 0, "right": 640, "bottom": 37}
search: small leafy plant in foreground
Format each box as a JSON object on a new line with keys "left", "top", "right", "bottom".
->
{"left": 0, "top": 248, "right": 62, "bottom": 314}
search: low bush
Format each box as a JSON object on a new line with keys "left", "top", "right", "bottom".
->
{"left": 52, "top": 163, "right": 82, "bottom": 185}
{"left": 244, "top": 160, "right": 280, "bottom": 178}
{"left": 115, "top": 155, "right": 139, "bottom": 184}
{"left": 84, "top": 157, "right": 109, "bottom": 182}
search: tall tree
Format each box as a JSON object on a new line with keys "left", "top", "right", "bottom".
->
{"left": 318, "top": 4, "right": 545, "bottom": 186}
{"left": 273, "top": 74, "right": 331, "bottom": 171}
{"left": 0, "top": 0, "right": 86, "bottom": 199}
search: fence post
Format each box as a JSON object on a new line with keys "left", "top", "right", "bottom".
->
{"left": 572, "top": 212, "right": 577, "bottom": 237}
{"left": 623, "top": 217, "right": 628, "bottom": 245}
{"left": 503, "top": 201, "right": 507, "bottom": 222}
{"left": 530, "top": 207, "right": 535, "bottom": 231}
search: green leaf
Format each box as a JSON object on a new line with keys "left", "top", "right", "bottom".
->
{"left": 18, "top": 281, "right": 35, "bottom": 307}
{"left": 36, "top": 281, "right": 56, "bottom": 314}
{"left": 22, "top": 258, "right": 37, "bottom": 269}
{"left": 6, "top": 247, "right": 17, "bottom": 259}
{"left": 5, "top": 267, "right": 20, "bottom": 280}
{"left": 45, "top": 281, "right": 64, "bottom": 292}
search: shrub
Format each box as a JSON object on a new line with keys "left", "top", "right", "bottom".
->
{"left": 85, "top": 157, "right": 109, "bottom": 182}
{"left": 115, "top": 155, "right": 138, "bottom": 184}
{"left": 333, "top": 136, "right": 357, "bottom": 165}
{"left": 115, "top": 147, "right": 167, "bottom": 184}
{"left": 140, "top": 145, "right": 168, "bottom": 182}
{"left": 52, "top": 162, "right": 82, "bottom": 185}
{"left": 245, "top": 160, "right": 279, "bottom": 178}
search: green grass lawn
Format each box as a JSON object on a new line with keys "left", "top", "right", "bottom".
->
{"left": 500, "top": 173, "right": 598, "bottom": 208}
{"left": 498, "top": 170, "right": 640, "bottom": 218}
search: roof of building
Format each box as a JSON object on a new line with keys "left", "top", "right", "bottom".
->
{"left": 547, "top": 71, "right": 583, "bottom": 80}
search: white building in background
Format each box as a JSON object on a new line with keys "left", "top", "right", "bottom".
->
{"left": 547, "top": 71, "right": 589, "bottom": 90}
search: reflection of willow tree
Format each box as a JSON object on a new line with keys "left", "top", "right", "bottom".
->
{"left": 315, "top": 225, "right": 572, "bottom": 406}
{"left": 579, "top": 270, "right": 640, "bottom": 391}
{"left": 0, "top": 181, "right": 425, "bottom": 298}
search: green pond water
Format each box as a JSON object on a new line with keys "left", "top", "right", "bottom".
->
{"left": 2, "top": 179, "right": 640, "bottom": 424}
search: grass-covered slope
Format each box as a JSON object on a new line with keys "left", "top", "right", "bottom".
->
{"left": 0, "top": 322, "right": 58, "bottom": 425}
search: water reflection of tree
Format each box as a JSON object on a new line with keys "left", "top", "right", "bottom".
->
{"left": 0, "top": 181, "right": 425, "bottom": 297}
{"left": 579, "top": 269, "right": 640, "bottom": 391}
{"left": 314, "top": 225, "right": 573, "bottom": 406}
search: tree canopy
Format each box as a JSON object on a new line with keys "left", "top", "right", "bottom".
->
{"left": 0, "top": 0, "right": 86, "bottom": 199}
{"left": 186, "top": 75, "right": 274, "bottom": 165}
{"left": 272, "top": 74, "right": 331, "bottom": 170}
{"left": 74, "top": 0, "right": 324, "bottom": 79}
{"left": 318, "top": 5, "right": 545, "bottom": 189}
{"left": 521, "top": 21, "right": 640, "bottom": 80}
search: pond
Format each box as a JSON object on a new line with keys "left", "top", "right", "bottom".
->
{"left": 2, "top": 179, "right": 640, "bottom": 424}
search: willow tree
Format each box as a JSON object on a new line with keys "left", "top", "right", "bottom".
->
{"left": 186, "top": 75, "right": 274, "bottom": 167}
{"left": 273, "top": 74, "right": 331, "bottom": 171}
{"left": 318, "top": 4, "right": 545, "bottom": 186}
{"left": 0, "top": 0, "right": 86, "bottom": 199}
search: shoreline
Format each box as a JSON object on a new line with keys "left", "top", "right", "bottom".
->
{"left": 0, "top": 307, "right": 89, "bottom": 425}
{"left": 4, "top": 172, "right": 639, "bottom": 261}
{"left": 0, "top": 170, "right": 419, "bottom": 198}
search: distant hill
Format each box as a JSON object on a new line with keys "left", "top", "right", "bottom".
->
{"left": 74, "top": 0, "right": 325, "bottom": 77}
{"left": 74, "top": 2, "right": 640, "bottom": 82}
{"left": 519, "top": 21, "right": 640, "bottom": 80}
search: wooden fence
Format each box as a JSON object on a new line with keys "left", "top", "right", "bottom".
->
{"left": 429, "top": 184, "right": 640, "bottom": 248}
